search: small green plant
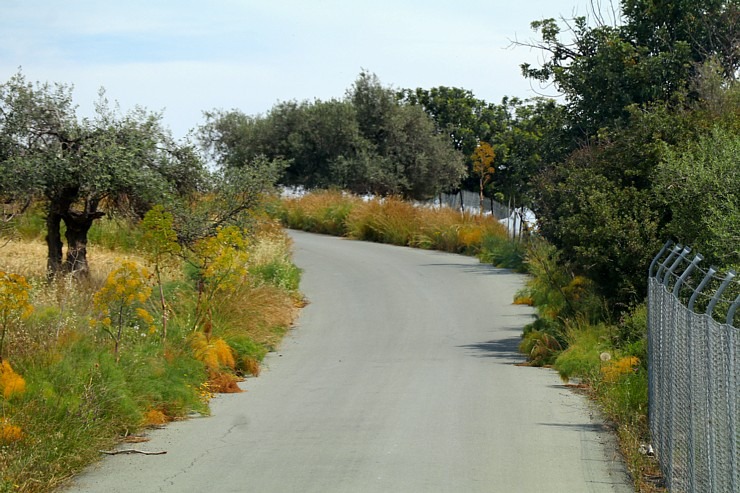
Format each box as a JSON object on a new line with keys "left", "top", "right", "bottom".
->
{"left": 553, "top": 321, "right": 611, "bottom": 382}
{"left": 140, "top": 205, "right": 181, "bottom": 342}
{"left": 92, "top": 261, "right": 155, "bottom": 362}
{"left": 188, "top": 226, "right": 250, "bottom": 336}
{"left": 519, "top": 330, "right": 561, "bottom": 367}
{"left": 478, "top": 233, "right": 526, "bottom": 271}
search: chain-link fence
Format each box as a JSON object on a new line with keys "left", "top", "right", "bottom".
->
{"left": 648, "top": 241, "right": 739, "bottom": 492}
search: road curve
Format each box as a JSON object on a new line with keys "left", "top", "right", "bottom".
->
{"left": 67, "top": 230, "right": 632, "bottom": 493}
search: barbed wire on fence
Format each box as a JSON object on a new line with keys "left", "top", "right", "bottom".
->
{"left": 649, "top": 240, "right": 740, "bottom": 327}
{"left": 647, "top": 240, "right": 738, "bottom": 493}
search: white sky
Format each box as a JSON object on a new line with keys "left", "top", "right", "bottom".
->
{"left": 1, "top": 0, "right": 594, "bottom": 139}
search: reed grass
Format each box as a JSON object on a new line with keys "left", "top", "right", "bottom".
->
{"left": 278, "top": 191, "right": 510, "bottom": 257}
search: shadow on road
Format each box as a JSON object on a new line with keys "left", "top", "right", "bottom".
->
{"left": 458, "top": 335, "right": 524, "bottom": 361}
{"left": 419, "top": 262, "right": 512, "bottom": 276}
{"left": 537, "top": 422, "right": 609, "bottom": 433}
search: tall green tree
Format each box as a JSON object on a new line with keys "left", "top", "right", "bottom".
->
{"left": 521, "top": 1, "right": 739, "bottom": 137}
{"left": 518, "top": 1, "right": 739, "bottom": 306}
{"left": 346, "top": 73, "right": 466, "bottom": 199}
{"left": 202, "top": 71, "right": 466, "bottom": 200}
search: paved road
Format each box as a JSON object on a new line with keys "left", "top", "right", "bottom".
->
{"left": 67, "top": 230, "right": 632, "bottom": 492}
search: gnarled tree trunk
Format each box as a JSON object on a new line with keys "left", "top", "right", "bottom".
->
{"left": 45, "top": 211, "right": 64, "bottom": 278}
{"left": 63, "top": 210, "right": 104, "bottom": 279}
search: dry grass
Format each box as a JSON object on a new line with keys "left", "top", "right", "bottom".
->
{"left": 0, "top": 240, "right": 48, "bottom": 279}
{"left": 280, "top": 190, "right": 359, "bottom": 236}
{"left": 0, "top": 240, "right": 148, "bottom": 284}
{"left": 222, "top": 283, "right": 297, "bottom": 348}
{"left": 249, "top": 221, "right": 294, "bottom": 266}
{"left": 280, "top": 191, "right": 509, "bottom": 255}
{"left": 346, "top": 198, "right": 421, "bottom": 245}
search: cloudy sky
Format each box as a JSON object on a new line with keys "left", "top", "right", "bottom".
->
{"left": 1, "top": 0, "right": 593, "bottom": 139}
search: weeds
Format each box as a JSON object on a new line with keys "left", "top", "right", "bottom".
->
{"left": 0, "top": 210, "right": 300, "bottom": 492}
{"left": 513, "top": 235, "right": 660, "bottom": 491}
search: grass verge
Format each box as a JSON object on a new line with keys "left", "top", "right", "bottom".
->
{"left": 0, "top": 217, "right": 301, "bottom": 492}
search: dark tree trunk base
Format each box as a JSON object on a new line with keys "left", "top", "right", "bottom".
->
{"left": 63, "top": 211, "right": 104, "bottom": 279}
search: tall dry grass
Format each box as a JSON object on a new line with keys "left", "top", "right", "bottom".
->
{"left": 279, "top": 190, "right": 359, "bottom": 236}
{"left": 278, "top": 191, "right": 509, "bottom": 255}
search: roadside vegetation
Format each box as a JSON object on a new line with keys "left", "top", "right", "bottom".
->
{"left": 0, "top": 211, "right": 300, "bottom": 493}
{"left": 0, "top": 72, "right": 298, "bottom": 492}
{"left": 2, "top": 1, "right": 737, "bottom": 492}
{"left": 277, "top": 190, "right": 524, "bottom": 270}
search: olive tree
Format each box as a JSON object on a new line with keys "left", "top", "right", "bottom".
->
{"left": 0, "top": 72, "right": 205, "bottom": 278}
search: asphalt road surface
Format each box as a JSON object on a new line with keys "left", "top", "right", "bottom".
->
{"left": 67, "top": 230, "right": 632, "bottom": 493}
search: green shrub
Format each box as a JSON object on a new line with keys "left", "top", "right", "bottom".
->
{"left": 597, "top": 366, "right": 648, "bottom": 425}
{"left": 553, "top": 322, "right": 611, "bottom": 382}
{"left": 6, "top": 209, "right": 46, "bottom": 241}
{"left": 249, "top": 261, "right": 301, "bottom": 292}
{"left": 478, "top": 234, "right": 526, "bottom": 271}
{"left": 614, "top": 303, "right": 648, "bottom": 348}
{"left": 519, "top": 330, "right": 561, "bottom": 367}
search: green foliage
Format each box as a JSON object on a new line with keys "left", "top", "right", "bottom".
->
{"left": 140, "top": 206, "right": 181, "bottom": 260}
{"left": 400, "top": 89, "right": 569, "bottom": 207}
{"left": 656, "top": 126, "right": 740, "bottom": 267}
{"left": 554, "top": 322, "right": 611, "bottom": 382}
{"left": 249, "top": 261, "right": 301, "bottom": 292}
{"left": 88, "top": 217, "right": 143, "bottom": 252}
{"left": 140, "top": 205, "right": 182, "bottom": 341}
{"left": 522, "top": 2, "right": 738, "bottom": 136}
{"left": 518, "top": 239, "right": 604, "bottom": 326}
{"left": 4, "top": 335, "right": 207, "bottom": 490}
{"left": 477, "top": 234, "right": 526, "bottom": 271}
{"left": 2, "top": 207, "right": 46, "bottom": 241}
{"left": 518, "top": 330, "right": 562, "bottom": 367}
{"left": 614, "top": 303, "right": 648, "bottom": 350}
{"left": 519, "top": 3, "right": 738, "bottom": 311}
{"left": 200, "top": 71, "right": 466, "bottom": 200}
{"left": 0, "top": 72, "right": 206, "bottom": 277}
{"left": 172, "top": 156, "right": 288, "bottom": 247}
{"left": 0, "top": 212, "right": 301, "bottom": 491}
{"left": 598, "top": 365, "right": 648, "bottom": 427}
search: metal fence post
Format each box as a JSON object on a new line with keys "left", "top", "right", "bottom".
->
{"left": 706, "top": 270, "right": 736, "bottom": 318}
{"left": 663, "top": 246, "right": 691, "bottom": 288}
{"left": 688, "top": 267, "right": 718, "bottom": 312}
{"left": 650, "top": 240, "right": 674, "bottom": 278}
{"left": 656, "top": 244, "right": 683, "bottom": 283}
{"left": 673, "top": 254, "right": 703, "bottom": 297}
